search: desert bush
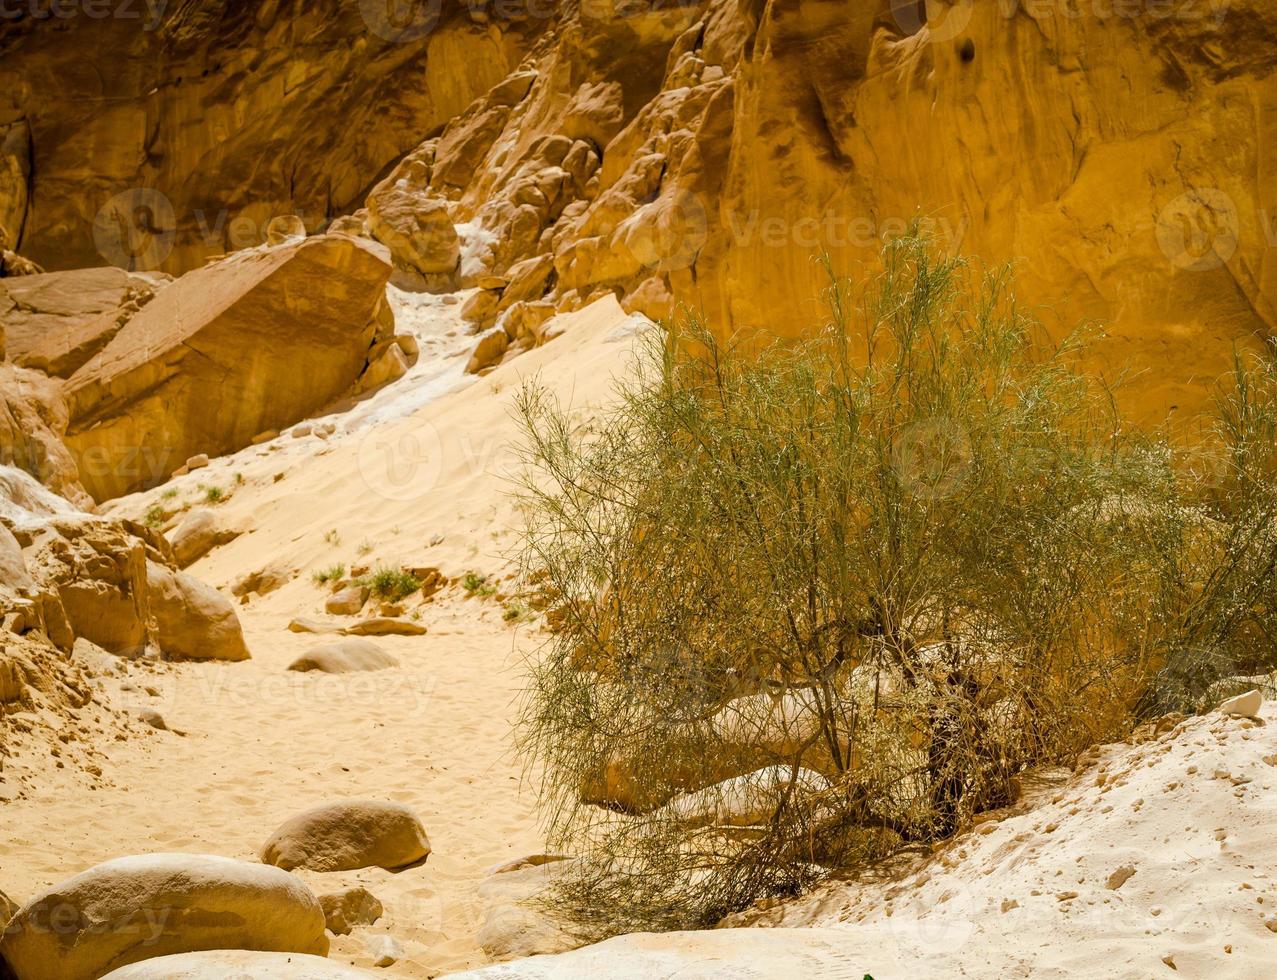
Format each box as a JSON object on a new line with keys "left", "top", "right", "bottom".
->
{"left": 368, "top": 566, "right": 420, "bottom": 601}
{"left": 514, "top": 235, "right": 1277, "bottom": 936}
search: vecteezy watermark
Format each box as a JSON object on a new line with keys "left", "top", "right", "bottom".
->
{"left": 892, "top": 419, "right": 973, "bottom": 501}
{"left": 356, "top": 0, "right": 442, "bottom": 43}
{"left": 0, "top": 0, "right": 169, "bottom": 29}
{"left": 93, "top": 188, "right": 176, "bottom": 271}
{"left": 1155, "top": 188, "right": 1240, "bottom": 272}
{"left": 355, "top": 426, "right": 446, "bottom": 503}
{"left": 726, "top": 211, "right": 968, "bottom": 254}
{"left": 620, "top": 188, "right": 709, "bottom": 273}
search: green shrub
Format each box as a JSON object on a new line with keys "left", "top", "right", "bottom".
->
{"left": 513, "top": 234, "right": 1277, "bottom": 938}
{"left": 311, "top": 564, "right": 345, "bottom": 586}
{"left": 204, "top": 485, "right": 225, "bottom": 504}
{"left": 144, "top": 504, "right": 165, "bottom": 528}
{"left": 370, "top": 566, "right": 421, "bottom": 600}
{"left": 463, "top": 572, "right": 496, "bottom": 597}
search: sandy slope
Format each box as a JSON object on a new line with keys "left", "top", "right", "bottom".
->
{"left": 1, "top": 292, "right": 650, "bottom": 976}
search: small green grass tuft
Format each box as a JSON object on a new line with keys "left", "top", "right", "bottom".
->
{"left": 144, "top": 504, "right": 165, "bottom": 528}
{"left": 204, "top": 485, "right": 225, "bottom": 504}
{"left": 369, "top": 565, "right": 421, "bottom": 600}
{"left": 503, "top": 600, "right": 534, "bottom": 623}
{"left": 311, "top": 563, "right": 346, "bottom": 586}
{"left": 462, "top": 571, "right": 496, "bottom": 596}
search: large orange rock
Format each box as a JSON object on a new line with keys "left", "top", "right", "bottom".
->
{"left": 63, "top": 235, "right": 393, "bottom": 501}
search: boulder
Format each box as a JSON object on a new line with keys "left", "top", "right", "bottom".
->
{"left": 147, "top": 561, "right": 251, "bottom": 662}
{"left": 0, "top": 363, "right": 92, "bottom": 509}
{"left": 0, "top": 655, "right": 23, "bottom": 703}
{"left": 318, "top": 886, "right": 383, "bottom": 936}
{"left": 22, "top": 516, "right": 154, "bottom": 658}
{"left": 340, "top": 617, "right": 427, "bottom": 637}
{"left": 0, "top": 854, "right": 328, "bottom": 979}
{"left": 287, "top": 639, "right": 398, "bottom": 674}
{"left": 288, "top": 616, "right": 341, "bottom": 634}
{"left": 476, "top": 859, "right": 578, "bottom": 963}
{"left": 231, "top": 560, "right": 292, "bottom": 598}
{"left": 260, "top": 800, "right": 431, "bottom": 872}
{"left": 660, "top": 766, "right": 830, "bottom": 829}
{"left": 465, "top": 326, "right": 509, "bottom": 375}
{"left": 366, "top": 181, "right": 460, "bottom": 281}
{"left": 366, "top": 935, "right": 402, "bottom": 968}
{"left": 63, "top": 236, "right": 393, "bottom": 501}
{"left": 325, "top": 585, "right": 369, "bottom": 615}
{"left": 461, "top": 289, "right": 502, "bottom": 331}
{"left": 167, "top": 509, "right": 239, "bottom": 568}
{"left": 100, "top": 951, "right": 374, "bottom": 979}
{"left": 352, "top": 341, "right": 409, "bottom": 396}
{"left": 266, "top": 214, "right": 307, "bottom": 246}
{"left": 1216, "top": 689, "right": 1263, "bottom": 719}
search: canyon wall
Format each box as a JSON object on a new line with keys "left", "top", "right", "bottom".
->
{"left": 7, "top": 0, "right": 1277, "bottom": 420}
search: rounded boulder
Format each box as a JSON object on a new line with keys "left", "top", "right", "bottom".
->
{"left": 260, "top": 800, "right": 430, "bottom": 873}
{"left": 0, "top": 853, "right": 328, "bottom": 980}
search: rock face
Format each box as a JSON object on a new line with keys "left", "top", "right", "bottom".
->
{"left": 260, "top": 800, "right": 431, "bottom": 872}
{"left": 0, "top": 853, "right": 329, "bottom": 980}
{"left": 62, "top": 235, "right": 394, "bottom": 500}
{"left": 167, "top": 508, "right": 239, "bottom": 568}
{"left": 0, "top": 3, "right": 536, "bottom": 273}
{"left": 146, "top": 560, "right": 251, "bottom": 662}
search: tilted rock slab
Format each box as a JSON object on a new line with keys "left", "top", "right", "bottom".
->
{"left": 63, "top": 235, "right": 392, "bottom": 501}
{"left": 287, "top": 639, "right": 398, "bottom": 674}
{"left": 0, "top": 853, "right": 328, "bottom": 980}
{"left": 260, "top": 800, "right": 430, "bottom": 872}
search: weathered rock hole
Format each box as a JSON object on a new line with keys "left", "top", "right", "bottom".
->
{"left": 959, "top": 39, "right": 976, "bottom": 63}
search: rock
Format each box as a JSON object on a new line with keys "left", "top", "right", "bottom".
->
{"left": 0, "top": 522, "right": 32, "bottom": 591}
{"left": 167, "top": 509, "right": 239, "bottom": 568}
{"left": 660, "top": 766, "right": 830, "bottom": 829}
{"left": 288, "top": 616, "right": 342, "bottom": 634}
{"left": 63, "top": 236, "right": 393, "bottom": 500}
{"left": 0, "top": 887, "right": 15, "bottom": 927}
{"left": 461, "top": 288, "right": 503, "bottom": 331}
{"left": 0, "top": 655, "right": 23, "bottom": 703}
{"left": 367, "top": 934, "right": 402, "bottom": 968}
{"left": 498, "top": 254, "right": 555, "bottom": 311}
{"left": 326, "top": 585, "right": 370, "bottom": 615}
{"left": 266, "top": 214, "right": 308, "bottom": 246}
{"left": 327, "top": 215, "right": 369, "bottom": 238}
{"left": 352, "top": 341, "right": 409, "bottom": 396}
{"left": 232, "top": 560, "right": 293, "bottom": 598}
{"left": 450, "top": 928, "right": 870, "bottom": 979}
{"left": 476, "top": 860, "right": 578, "bottom": 963}
{"left": 137, "top": 708, "right": 167, "bottom": 731}
{"left": 185, "top": 454, "right": 210, "bottom": 471}
{"left": 0, "top": 853, "right": 328, "bottom": 979}
{"left": 252, "top": 429, "right": 280, "bottom": 444}
{"left": 0, "top": 267, "right": 152, "bottom": 366}
{"left": 1106, "top": 865, "right": 1136, "bottom": 890}
{"left": 99, "top": 950, "right": 375, "bottom": 979}
{"left": 1216, "top": 689, "right": 1262, "bottom": 719}
{"left": 260, "top": 800, "right": 431, "bottom": 872}
{"left": 466, "top": 326, "right": 510, "bottom": 375}
{"left": 0, "top": 363, "right": 93, "bottom": 508}
{"left": 147, "top": 561, "right": 251, "bottom": 662}
{"left": 23, "top": 516, "right": 155, "bottom": 658}
{"left": 319, "top": 886, "right": 383, "bottom": 936}
{"left": 485, "top": 854, "right": 573, "bottom": 877}
{"left": 340, "top": 617, "right": 427, "bottom": 637}
{"left": 367, "top": 181, "right": 460, "bottom": 281}
{"left": 287, "top": 639, "right": 398, "bottom": 674}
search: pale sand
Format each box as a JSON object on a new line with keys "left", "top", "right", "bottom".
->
{"left": 1, "top": 295, "right": 648, "bottom": 976}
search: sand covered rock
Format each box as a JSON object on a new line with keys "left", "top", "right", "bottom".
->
{"left": 1217, "top": 689, "right": 1262, "bottom": 719}
{"left": 100, "top": 950, "right": 374, "bottom": 979}
{"left": 232, "top": 560, "right": 293, "bottom": 598}
{"left": 146, "top": 561, "right": 251, "bottom": 662}
{"left": 340, "top": 617, "right": 427, "bottom": 637}
{"left": 465, "top": 326, "right": 509, "bottom": 375}
{"left": 63, "top": 236, "right": 393, "bottom": 500}
{"left": 260, "top": 800, "right": 430, "bottom": 872}
{"left": 660, "top": 766, "right": 830, "bottom": 829}
{"left": 287, "top": 639, "right": 398, "bottom": 674}
{"left": 319, "top": 885, "right": 383, "bottom": 936}
{"left": 0, "top": 853, "right": 328, "bottom": 979}
{"left": 288, "top": 616, "right": 341, "bottom": 634}
{"left": 476, "top": 859, "right": 579, "bottom": 963}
